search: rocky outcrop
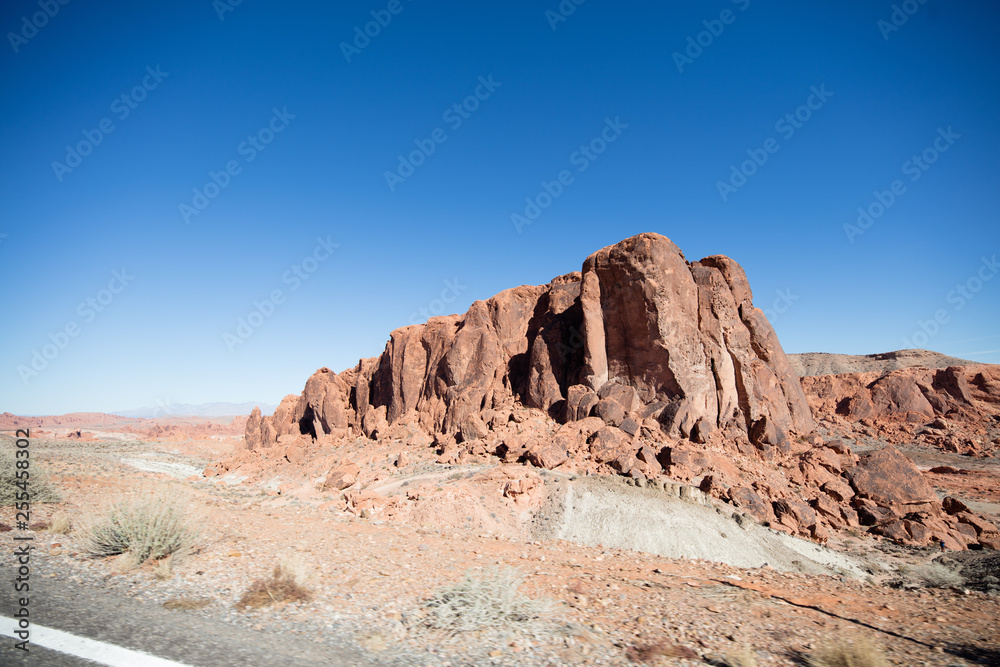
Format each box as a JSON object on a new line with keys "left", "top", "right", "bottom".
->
{"left": 231, "top": 233, "right": 998, "bottom": 551}
{"left": 800, "top": 364, "right": 1000, "bottom": 457}
{"left": 245, "top": 233, "right": 814, "bottom": 458}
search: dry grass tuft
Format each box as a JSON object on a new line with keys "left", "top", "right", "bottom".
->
{"left": 163, "top": 597, "right": 212, "bottom": 611}
{"left": 48, "top": 513, "right": 72, "bottom": 535}
{"left": 913, "top": 562, "right": 965, "bottom": 589}
{"left": 81, "top": 487, "right": 200, "bottom": 565}
{"left": 153, "top": 555, "right": 174, "bottom": 580}
{"left": 0, "top": 447, "right": 61, "bottom": 505}
{"left": 236, "top": 557, "right": 314, "bottom": 610}
{"left": 625, "top": 641, "right": 698, "bottom": 663}
{"left": 807, "top": 639, "right": 888, "bottom": 667}
{"left": 423, "top": 566, "right": 551, "bottom": 632}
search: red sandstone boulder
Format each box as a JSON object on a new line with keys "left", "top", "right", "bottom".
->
{"left": 847, "top": 446, "right": 939, "bottom": 513}
{"left": 322, "top": 463, "right": 360, "bottom": 491}
{"left": 594, "top": 398, "right": 626, "bottom": 427}
{"left": 566, "top": 384, "right": 598, "bottom": 421}
{"left": 525, "top": 443, "right": 569, "bottom": 470}
{"left": 588, "top": 426, "right": 632, "bottom": 464}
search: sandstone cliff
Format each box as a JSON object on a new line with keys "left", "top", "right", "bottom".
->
{"left": 244, "top": 233, "right": 813, "bottom": 455}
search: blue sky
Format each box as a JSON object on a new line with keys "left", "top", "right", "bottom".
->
{"left": 1, "top": 0, "right": 998, "bottom": 415}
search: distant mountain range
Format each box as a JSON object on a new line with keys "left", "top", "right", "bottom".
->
{"left": 112, "top": 401, "right": 277, "bottom": 418}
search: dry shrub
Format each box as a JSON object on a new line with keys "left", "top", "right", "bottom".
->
{"left": 81, "top": 487, "right": 200, "bottom": 564}
{"left": 626, "top": 641, "right": 698, "bottom": 663}
{"left": 236, "top": 556, "right": 314, "bottom": 610}
{"left": 913, "top": 563, "right": 965, "bottom": 589}
{"left": 423, "top": 566, "right": 551, "bottom": 632}
{"left": 163, "top": 597, "right": 212, "bottom": 611}
{"left": 808, "top": 639, "right": 888, "bottom": 667}
{"left": 153, "top": 555, "right": 174, "bottom": 580}
{"left": 48, "top": 513, "right": 72, "bottom": 535}
{"left": 0, "top": 447, "right": 61, "bottom": 505}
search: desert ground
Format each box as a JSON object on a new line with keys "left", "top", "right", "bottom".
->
{"left": 1, "top": 389, "right": 998, "bottom": 666}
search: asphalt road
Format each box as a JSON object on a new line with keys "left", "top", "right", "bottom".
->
{"left": 0, "top": 573, "right": 375, "bottom": 667}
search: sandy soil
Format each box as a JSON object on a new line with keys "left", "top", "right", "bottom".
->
{"left": 2, "top": 425, "right": 999, "bottom": 666}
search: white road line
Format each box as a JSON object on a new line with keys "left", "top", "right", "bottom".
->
{"left": 1, "top": 618, "right": 193, "bottom": 667}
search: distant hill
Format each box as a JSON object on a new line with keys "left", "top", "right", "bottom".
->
{"left": 113, "top": 401, "right": 277, "bottom": 418}
{"left": 787, "top": 349, "right": 978, "bottom": 378}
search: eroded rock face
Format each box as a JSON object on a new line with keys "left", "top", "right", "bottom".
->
{"left": 846, "top": 446, "right": 939, "bottom": 513}
{"left": 578, "top": 238, "right": 813, "bottom": 443}
{"left": 246, "top": 233, "right": 814, "bottom": 458}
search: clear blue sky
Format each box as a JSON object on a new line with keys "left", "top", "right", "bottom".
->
{"left": 2, "top": 0, "right": 998, "bottom": 415}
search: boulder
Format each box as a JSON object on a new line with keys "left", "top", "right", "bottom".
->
{"left": 619, "top": 416, "right": 640, "bottom": 436}
{"left": 956, "top": 512, "right": 998, "bottom": 536}
{"left": 847, "top": 446, "right": 939, "bottom": 513}
{"left": 322, "top": 463, "right": 360, "bottom": 491}
{"left": 588, "top": 426, "right": 632, "bottom": 464}
{"left": 526, "top": 443, "right": 569, "bottom": 470}
{"left": 942, "top": 496, "right": 970, "bottom": 515}
{"left": 820, "top": 479, "right": 855, "bottom": 503}
{"left": 566, "top": 384, "right": 598, "bottom": 421}
{"left": 594, "top": 398, "right": 626, "bottom": 427}
{"left": 728, "top": 487, "right": 773, "bottom": 523}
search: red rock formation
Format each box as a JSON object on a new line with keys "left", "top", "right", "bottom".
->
{"left": 245, "top": 233, "right": 814, "bottom": 458}
{"left": 800, "top": 364, "right": 1000, "bottom": 457}
{"left": 232, "top": 235, "right": 998, "bottom": 551}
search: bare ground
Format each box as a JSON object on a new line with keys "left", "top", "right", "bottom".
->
{"left": 2, "top": 429, "right": 999, "bottom": 666}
